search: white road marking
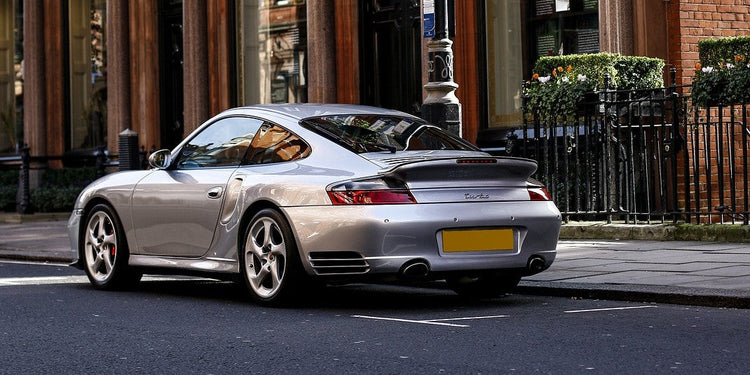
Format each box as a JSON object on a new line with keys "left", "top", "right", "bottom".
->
{"left": 428, "top": 315, "right": 509, "bottom": 322}
{"left": 0, "top": 276, "right": 89, "bottom": 286}
{"left": 353, "top": 307, "right": 657, "bottom": 328}
{"left": 0, "top": 260, "right": 70, "bottom": 267}
{"left": 564, "top": 305, "right": 657, "bottom": 314}
{"left": 352, "top": 315, "right": 470, "bottom": 328}
{"left": 352, "top": 314, "right": 509, "bottom": 328}
{"left": 0, "top": 275, "right": 208, "bottom": 287}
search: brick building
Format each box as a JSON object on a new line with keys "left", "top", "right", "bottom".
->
{"left": 0, "top": 0, "right": 748, "bottom": 164}
{"left": 667, "top": 0, "right": 750, "bottom": 87}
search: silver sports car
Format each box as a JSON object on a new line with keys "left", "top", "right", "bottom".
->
{"left": 68, "top": 104, "right": 561, "bottom": 304}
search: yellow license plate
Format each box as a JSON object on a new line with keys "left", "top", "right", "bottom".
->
{"left": 442, "top": 228, "right": 515, "bottom": 253}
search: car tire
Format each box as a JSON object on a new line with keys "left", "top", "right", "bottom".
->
{"left": 239, "top": 208, "right": 305, "bottom": 305}
{"left": 82, "top": 204, "right": 142, "bottom": 290}
{"left": 446, "top": 271, "right": 522, "bottom": 299}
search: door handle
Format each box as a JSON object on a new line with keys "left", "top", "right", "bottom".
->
{"left": 207, "top": 187, "right": 224, "bottom": 199}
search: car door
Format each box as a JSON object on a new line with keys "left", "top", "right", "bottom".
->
{"left": 131, "top": 116, "right": 263, "bottom": 257}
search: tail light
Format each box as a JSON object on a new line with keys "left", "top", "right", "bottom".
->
{"left": 328, "top": 178, "right": 417, "bottom": 205}
{"left": 528, "top": 186, "right": 552, "bottom": 201}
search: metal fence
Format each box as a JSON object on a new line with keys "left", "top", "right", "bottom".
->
{"left": 0, "top": 146, "right": 122, "bottom": 214}
{"left": 510, "top": 75, "right": 750, "bottom": 224}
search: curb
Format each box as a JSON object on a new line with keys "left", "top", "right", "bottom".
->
{"left": 560, "top": 222, "right": 750, "bottom": 243}
{"left": 517, "top": 281, "right": 750, "bottom": 309}
{"left": 0, "top": 250, "right": 73, "bottom": 264}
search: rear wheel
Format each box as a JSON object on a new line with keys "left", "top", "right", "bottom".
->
{"left": 82, "top": 204, "right": 141, "bottom": 289}
{"left": 447, "top": 271, "right": 522, "bottom": 299}
{"left": 239, "top": 209, "right": 305, "bottom": 305}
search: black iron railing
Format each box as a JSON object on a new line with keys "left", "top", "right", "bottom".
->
{"left": 510, "top": 73, "right": 750, "bottom": 224}
{"left": 685, "top": 104, "right": 750, "bottom": 224}
{"left": 0, "top": 146, "right": 128, "bottom": 214}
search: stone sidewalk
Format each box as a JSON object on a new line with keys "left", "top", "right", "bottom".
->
{"left": 1, "top": 215, "right": 749, "bottom": 308}
{"left": 520, "top": 240, "right": 750, "bottom": 308}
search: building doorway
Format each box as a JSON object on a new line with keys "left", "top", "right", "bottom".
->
{"left": 359, "top": 0, "right": 422, "bottom": 115}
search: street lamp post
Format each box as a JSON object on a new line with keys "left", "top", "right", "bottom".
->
{"left": 421, "top": 0, "right": 461, "bottom": 136}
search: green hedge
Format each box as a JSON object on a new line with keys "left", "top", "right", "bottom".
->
{"left": 0, "top": 167, "right": 97, "bottom": 213}
{"left": 693, "top": 36, "right": 750, "bottom": 107}
{"left": 528, "top": 53, "right": 665, "bottom": 121}
{"left": 533, "top": 53, "right": 664, "bottom": 91}
{"left": 32, "top": 167, "right": 97, "bottom": 212}
{"left": 613, "top": 56, "right": 666, "bottom": 90}
{"left": 698, "top": 36, "right": 750, "bottom": 66}
{"left": 30, "top": 186, "right": 85, "bottom": 213}
{"left": 0, "top": 170, "right": 18, "bottom": 211}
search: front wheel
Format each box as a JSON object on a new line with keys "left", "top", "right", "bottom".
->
{"left": 239, "top": 209, "right": 305, "bottom": 305}
{"left": 82, "top": 204, "right": 141, "bottom": 290}
{"left": 446, "top": 271, "right": 522, "bottom": 299}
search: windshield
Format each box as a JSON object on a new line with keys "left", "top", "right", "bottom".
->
{"left": 301, "top": 115, "right": 478, "bottom": 154}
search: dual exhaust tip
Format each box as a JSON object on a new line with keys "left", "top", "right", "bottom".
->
{"left": 398, "top": 256, "right": 548, "bottom": 279}
{"left": 400, "top": 260, "right": 431, "bottom": 279}
{"left": 526, "top": 256, "right": 547, "bottom": 275}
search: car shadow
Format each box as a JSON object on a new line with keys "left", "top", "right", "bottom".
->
{"left": 88, "top": 277, "right": 538, "bottom": 311}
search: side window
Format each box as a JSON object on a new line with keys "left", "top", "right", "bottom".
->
{"left": 177, "top": 117, "right": 263, "bottom": 169}
{"left": 244, "top": 123, "right": 311, "bottom": 164}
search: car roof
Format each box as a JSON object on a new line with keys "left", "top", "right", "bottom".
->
{"left": 221, "top": 103, "right": 420, "bottom": 121}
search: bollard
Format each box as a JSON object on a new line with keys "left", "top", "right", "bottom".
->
{"left": 118, "top": 129, "right": 140, "bottom": 171}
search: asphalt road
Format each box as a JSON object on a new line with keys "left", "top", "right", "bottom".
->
{"left": 2, "top": 261, "right": 750, "bottom": 374}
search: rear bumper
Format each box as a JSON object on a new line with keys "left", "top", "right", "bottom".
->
{"left": 283, "top": 201, "right": 561, "bottom": 277}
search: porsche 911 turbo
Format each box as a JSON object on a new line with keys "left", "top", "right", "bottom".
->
{"left": 68, "top": 104, "right": 561, "bottom": 304}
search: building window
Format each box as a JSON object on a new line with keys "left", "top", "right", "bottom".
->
{"left": 526, "top": 0, "right": 599, "bottom": 76}
{"left": 13, "top": 0, "right": 22, "bottom": 153}
{"left": 0, "top": 0, "right": 22, "bottom": 154}
{"left": 69, "top": 0, "right": 107, "bottom": 151}
{"left": 484, "top": 0, "right": 599, "bottom": 129}
{"left": 237, "top": 0, "right": 307, "bottom": 105}
{"left": 485, "top": 0, "right": 525, "bottom": 128}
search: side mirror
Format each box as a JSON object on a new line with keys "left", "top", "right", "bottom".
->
{"left": 148, "top": 149, "right": 172, "bottom": 170}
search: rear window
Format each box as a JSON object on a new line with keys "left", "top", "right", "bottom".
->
{"left": 301, "top": 115, "right": 477, "bottom": 154}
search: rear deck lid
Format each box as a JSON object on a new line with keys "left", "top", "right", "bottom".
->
{"left": 370, "top": 153, "right": 540, "bottom": 203}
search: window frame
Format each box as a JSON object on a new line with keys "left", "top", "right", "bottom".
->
{"left": 174, "top": 116, "right": 264, "bottom": 170}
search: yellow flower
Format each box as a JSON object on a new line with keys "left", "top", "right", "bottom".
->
{"left": 566, "top": 65, "right": 572, "bottom": 73}
{"left": 557, "top": 67, "right": 564, "bottom": 73}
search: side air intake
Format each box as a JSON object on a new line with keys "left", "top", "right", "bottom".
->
{"left": 308, "top": 251, "right": 370, "bottom": 275}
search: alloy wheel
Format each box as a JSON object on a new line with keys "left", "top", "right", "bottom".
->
{"left": 84, "top": 210, "right": 118, "bottom": 283}
{"left": 244, "top": 216, "right": 288, "bottom": 299}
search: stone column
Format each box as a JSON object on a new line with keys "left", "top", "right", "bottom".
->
{"left": 207, "top": 0, "right": 234, "bottom": 115}
{"left": 22, "top": 0, "right": 45, "bottom": 157}
{"left": 129, "top": 0, "right": 160, "bottom": 150}
{"left": 307, "top": 0, "right": 337, "bottom": 103}
{"left": 183, "top": 0, "right": 209, "bottom": 135}
{"left": 106, "top": 0, "right": 132, "bottom": 154}
{"left": 599, "top": 0, "right": 634, "bottom": 55}
{"left": 43, "top": 1, "right": 65, "bottom": 165}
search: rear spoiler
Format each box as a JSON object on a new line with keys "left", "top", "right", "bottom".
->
{"left": 378, "top": 156, "right": 538, "bottom": 188}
